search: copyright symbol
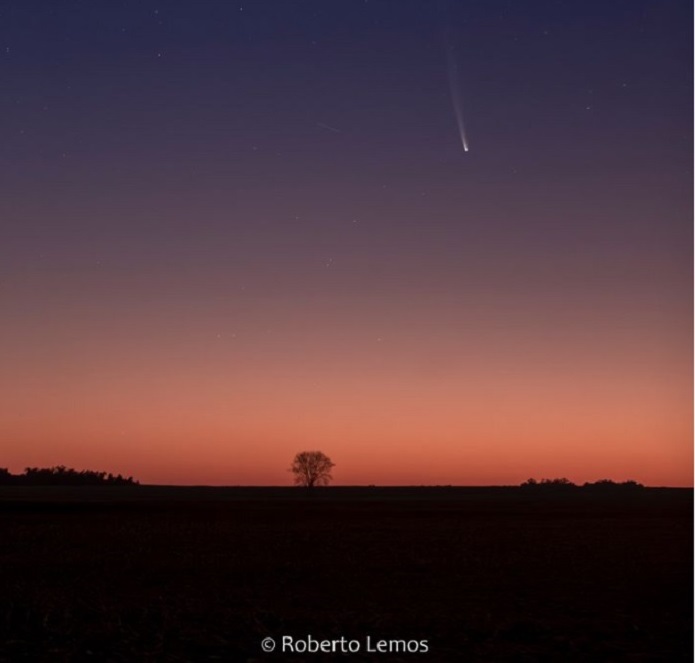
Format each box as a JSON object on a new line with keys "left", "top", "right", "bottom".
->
{"left": 261, "top": 637, "right": 276, "bottom": 652}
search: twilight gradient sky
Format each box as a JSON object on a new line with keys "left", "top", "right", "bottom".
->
{"left": 1, "top": 1, "right": 692, "bottom": 486}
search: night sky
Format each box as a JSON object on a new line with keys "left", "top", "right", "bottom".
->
{"left": 1, "top": 1, "right": 691, "bottom": 486}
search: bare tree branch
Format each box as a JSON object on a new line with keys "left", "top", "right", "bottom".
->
{"left": 289, "top": 451, "right": 335, "bottom": 488}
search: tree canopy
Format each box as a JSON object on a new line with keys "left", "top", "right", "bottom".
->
{"left": 290, "top": 451, "right": 335, "bottom": 488}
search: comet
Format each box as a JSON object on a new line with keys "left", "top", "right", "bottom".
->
{"left": 446, "top": 43, "right": 469, "bottom": 152}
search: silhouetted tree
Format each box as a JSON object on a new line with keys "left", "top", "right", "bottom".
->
{"left": 540, "top": 477, "right": 575, "bottom": 487}
{"left": 290, "top": 451, "right": 335, "bottom": 488}
{"left": 0, "top": 467, "right": 139, "bottom": 486}
{"left": 522, "top": 477, "right": 644, "bottom": 491}
{"left": 583, "top": 479, "right": 645, "bottom": 490}
{"left": 622, "top": 480, "right": 644, "bottom": 489}
{"left": 520, "top": 477, "right": 576, "bottom": 489}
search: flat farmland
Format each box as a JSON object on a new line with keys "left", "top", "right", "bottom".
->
{"left": 0, "top": 487, "right": 691, "bottom": 661}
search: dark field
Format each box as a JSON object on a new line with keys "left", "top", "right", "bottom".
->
{"left": 0, "top": 487, "right": 691, "bottom": 662}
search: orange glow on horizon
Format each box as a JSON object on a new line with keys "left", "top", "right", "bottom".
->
{"left": 2, "top": 281, "right": 691, "bottom": 487}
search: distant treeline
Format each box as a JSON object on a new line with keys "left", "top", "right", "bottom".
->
{"left": 521, "top": 478, "right": 644, "bottom": 490}
{"left": 0, "top": 466, "right": 138, "bottom": 486}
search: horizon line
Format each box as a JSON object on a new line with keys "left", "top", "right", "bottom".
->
{"left": 133, "top": 483, "right": 694, "bottom": 489}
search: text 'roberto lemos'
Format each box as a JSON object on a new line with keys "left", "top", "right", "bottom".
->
{"left": 268, "top": 635, "right": 430, "bottom": 654}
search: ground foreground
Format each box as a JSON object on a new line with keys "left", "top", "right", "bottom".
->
{"left": 0, "top": 487, "right": 691, "bottom": 661}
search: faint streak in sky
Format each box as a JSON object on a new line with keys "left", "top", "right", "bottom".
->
{"left": 446, "top": 43, "right": 469, "bottom": 152}
{"left": 317, "top": 122, "right": 342, "bottom": 133}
